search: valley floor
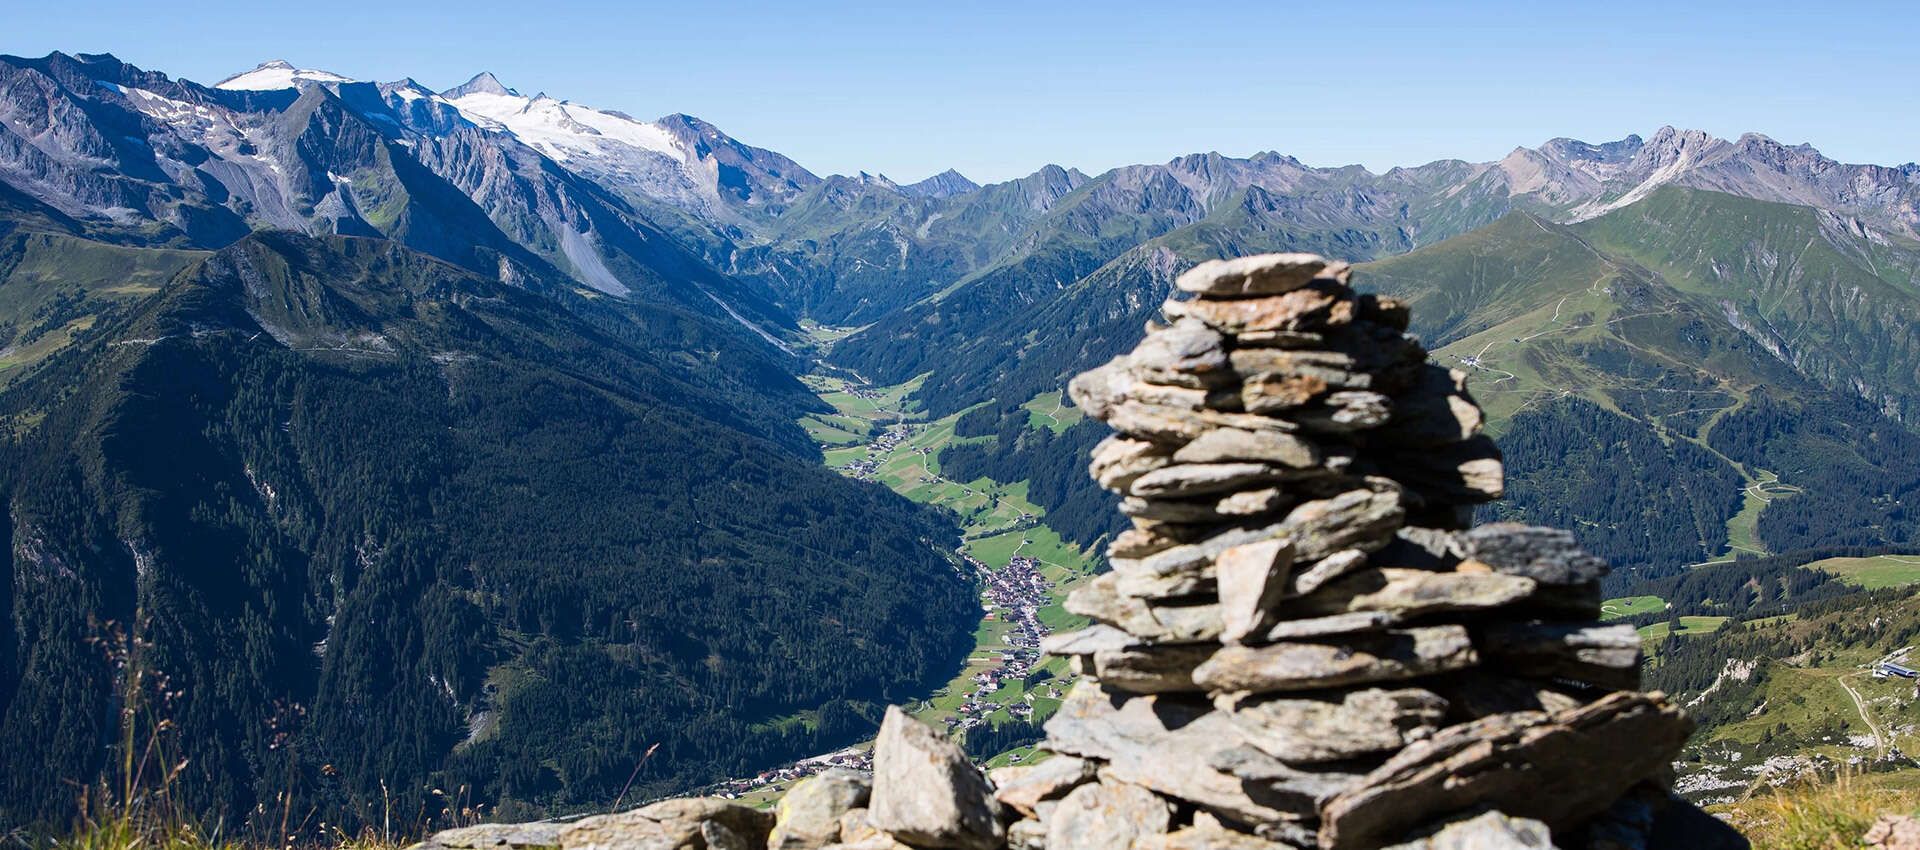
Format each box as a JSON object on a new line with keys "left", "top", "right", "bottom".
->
{"left": 699, "top": 357, "right": 1100, "bottom": 805}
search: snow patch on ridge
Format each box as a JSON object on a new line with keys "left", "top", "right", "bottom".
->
{"left": 217, "top": 60, "right": 355, "bottom": 91}
{"left": 445, "top": 89, "right": 685, "bottom": 164}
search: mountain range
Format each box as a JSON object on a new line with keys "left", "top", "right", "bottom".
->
{"left": 3, "top": 50, "right": 1919, "bottom": 830}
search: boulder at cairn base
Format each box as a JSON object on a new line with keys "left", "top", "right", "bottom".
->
{"left": 409, "top": 822, "right": 562, "bottom": 850}
{"left": 771, "top": 768, "right": 873, "bottom": 850}
{"left": 560, "top": 798, "right": 773, "bottom": 850}
{"left": 870, "top": 706, "right": 1006, "bottom": 850}
{"left": 1318, "top": 692, "right": 1695, "bottom": 850}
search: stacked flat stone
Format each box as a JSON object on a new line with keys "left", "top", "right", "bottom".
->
{"left": 1017, "top": 253, "right": 1697, "bottom": 849}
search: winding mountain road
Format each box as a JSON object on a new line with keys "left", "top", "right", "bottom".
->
{"left": 1839, "top": 674, "right": 1886, "bottom": 759}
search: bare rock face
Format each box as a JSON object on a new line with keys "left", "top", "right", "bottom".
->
{"left": 561, "top": 798, "right": 773, "bottom": 850}
{"left": 870, "top": 707, "right": 1006, "bottom": 850}
{"left": 771, "top": 769, "right": 873, "bottom": 850}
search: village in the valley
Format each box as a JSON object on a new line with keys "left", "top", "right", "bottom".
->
{"left": 699, "top": 376, "right": 1085, "bottom": 801}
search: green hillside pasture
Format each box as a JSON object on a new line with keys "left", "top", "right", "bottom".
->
{"left": 1638, "top": 616, "right": 1729, "bottom": 641}
{"left": 1021, "top": 390, "right": 1084, "bottom": 434}
{"left": 1602, "top": 595, "right": 1667, "bottom": 620}
{"left": 1805, "top": 554, "right": 1920, "bottom": 590}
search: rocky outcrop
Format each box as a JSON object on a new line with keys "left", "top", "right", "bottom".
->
{"left": 414, "top": 252, "right": 1744, "bottom": 850}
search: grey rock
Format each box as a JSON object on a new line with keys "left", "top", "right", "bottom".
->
{"left": 1319, "top": 692, "right": 1694, "bottom": 850}
{"left": 1006, "top": 818, "right": 1048, "bottom": 850}
{"left": 1173, "top": 428, "right": 1326, "bottom": 469}
{"left": 1109, "top": 526, "right": 1187, "bottom": 559}
{"left": 990, "top": 755, "right": 1096, "bottom": 818}
{"left": 1458, "top": 524, "right": 1608, "bottom": 585}
{"left": 1132, "top": 463, "right": 1290, "bottom": 498}
{"left": 1204, "top": 745, "right": 1364, "bottom": 798}
{"left": 1092, "top": 437, "right": 1176, "bottom": 493}
{"left": 837, "top": 808, "right": 881, "bottom": 844}
{"left": 1240, "top": 372, "right": 1332, "bottom": 413}
{"left": 1105, "top": 399, "right": 1301, "bottom": 444}
{"left": 416, "top": 822, "right": 562, "bottom": 850}
{"left": 1217, "top": 539, "right": 1296, "bottom": 644}
{"left": 1175, "top": 253, "right": 1348, "bottom": 296}
{"left": 1375, "top": 435, "right": 1505, "bottom": 504}
{"left": 1088, "top": 643, "right": 1219, "bottom": 693}
{"left": 1382, "top": 810, "right": 1558, "bottom": 850}
{"left": 1286, "top": 549, "right": 1372, "bottom": 597}
{"left": 1044, "top": 776, "right": 1174, "bottom": 850}
{"left": 1137, "top": 823, "right": 1298, "bottom": 849}
{"left": 1235, "top": 329, "right": 1329, "bottom": 349}
{"left": 1040, "top": 624, "right": 1139, "bottom": 656}
{"left": 1278, "top": 489, "right": 1406, "bottom": 562}
{"left": 870, "top": 707, "right": 1006, "bottom": 850}
{"left": 1131, "top": 318, "right": 1233, "bottom": 388}
{"left": 1261, "top": 610, "right": 1402, "bottom": 642}
{"left": 1113, "top": 489, "right": 1400, "bottom": 600}
{"left": 1295, "top": 391, "right": 1393, "bottom": 433}
{"left": 1215, "top": 687, "right": 1449, "bottom": 763}
{"left": 1428, "top": 673, "right": 1588, "bottom": 719}
{"left": 1376, "top": 366, "right": 1484, "bottom": 447}
{"left": 1229, "top": 348, "right": 1374, "bottom": 392}
{"left": 1475, "top": 622, "right": 1642, "bottom": 690}
{"left": 1192, "top": 626, "right": 1478, "bottom": 694}
{"left": 1162, "top": 282, "right": 1354, "bottom": 335}
{"left": 561, "top": 798, "right": 773, "bottom": 850}
{"left": 1065, "top": 573, "right": 1222, "bottom": 643}
{"left": 771, "top": 769, "right": 872, "bottom": 850}
{"left": 1043, "top": 682, "right": 1326, "bottom": 824}
{"left": 1286, "top": 568, "right": 1539, "bottom": 619}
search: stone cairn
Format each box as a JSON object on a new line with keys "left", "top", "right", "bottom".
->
{"left": 415, "top": 253, "right": 1741, "bottom": 850}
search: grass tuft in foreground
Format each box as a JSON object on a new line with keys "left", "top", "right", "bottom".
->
{"left": 1714, "top": 770, "right": 1919, "bottom": 850}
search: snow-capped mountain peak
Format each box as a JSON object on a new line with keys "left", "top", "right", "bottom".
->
{"left": 215, "top": 60, "right": 354, "bottom": 91}
{"left": 442, "top": 82, "right": 683, "bottom": 165}
{"left": 439, "top": 71, "right": 517, "bottom": 100}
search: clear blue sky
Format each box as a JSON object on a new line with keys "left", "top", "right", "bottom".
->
{"left": 7, "top": 0, "right": 1915, "bottom": 183}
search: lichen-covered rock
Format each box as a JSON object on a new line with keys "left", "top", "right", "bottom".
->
{"left": 1043, "top": 776, "right": 1174, "bottom": 850}
{"left": 869, "top": 707, "right": 1006, "bottom": 850}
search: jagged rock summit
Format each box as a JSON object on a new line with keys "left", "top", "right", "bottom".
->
{"left": 414, "top": 253, "right": 1745, "bottom": 849}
